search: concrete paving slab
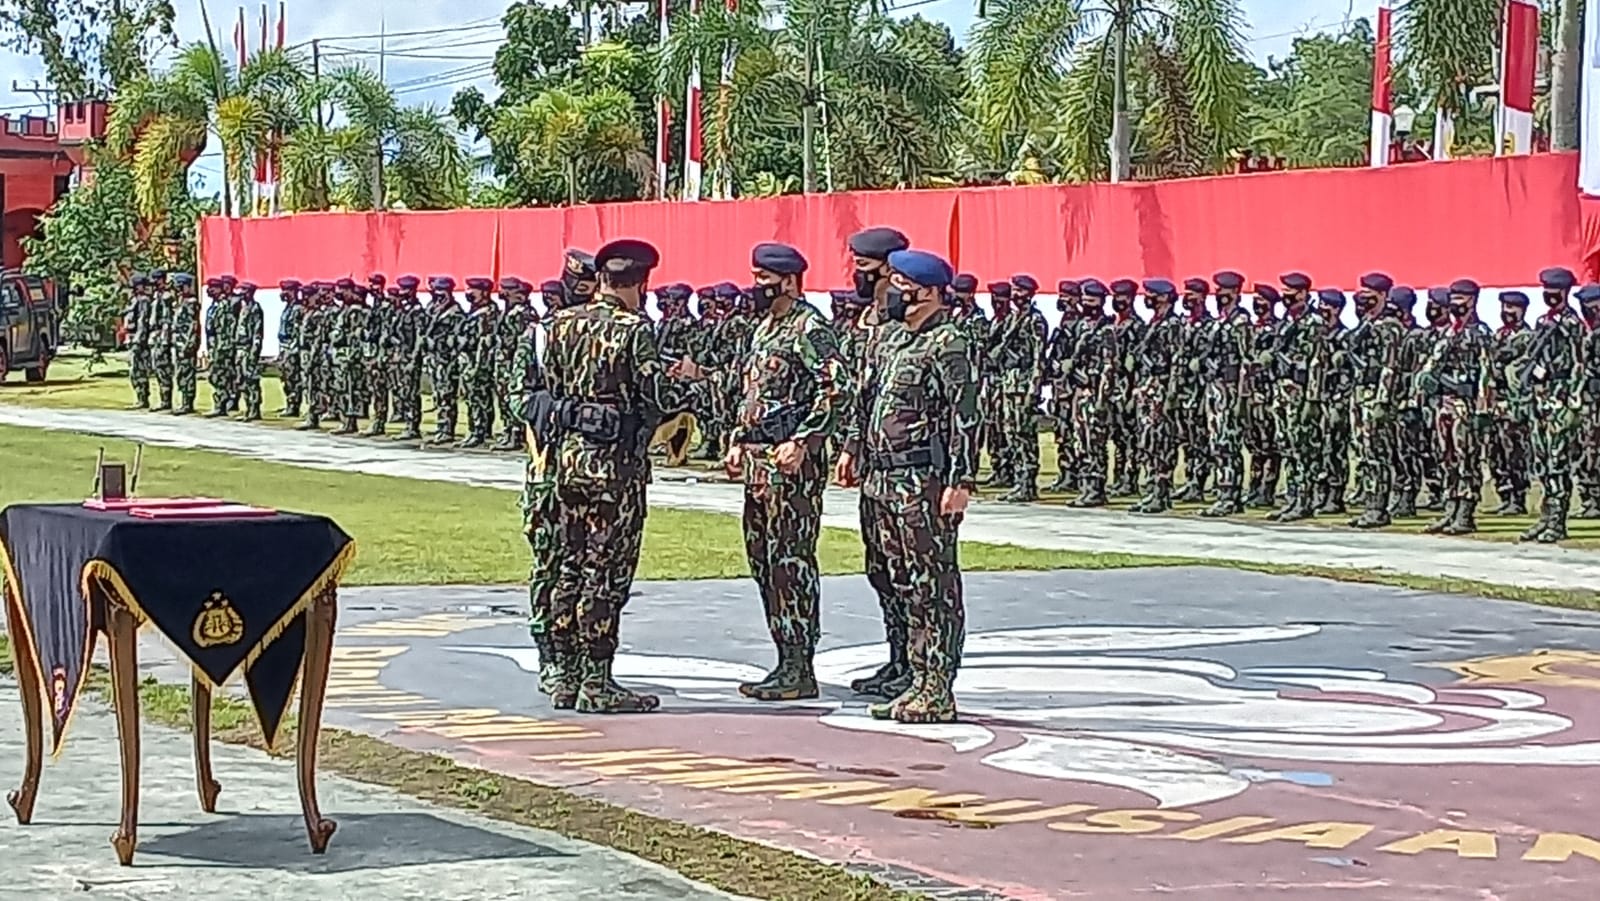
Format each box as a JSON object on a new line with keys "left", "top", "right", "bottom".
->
{"left": 4, "top": 405, "right": 1600, "bottom": 591}
{"left": 0, "top": 683, "right": 748, "bottom": 901}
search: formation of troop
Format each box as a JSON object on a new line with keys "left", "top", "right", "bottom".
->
{"left": 121, "top": 270, "right": 243, "bottom": 416}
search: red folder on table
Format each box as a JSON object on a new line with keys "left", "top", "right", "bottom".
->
{"left": 128, "top": 504, "right": 279, "bottom": 519}
{"left": 84, "top": 497, "right": 228, "bottom": 511}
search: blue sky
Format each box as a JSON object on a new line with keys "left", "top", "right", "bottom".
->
{"left": 0, "top": 0, "right": 1344, "bottom": 190}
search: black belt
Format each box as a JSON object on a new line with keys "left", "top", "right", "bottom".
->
{"left": 866, "top": 446, "right": 939, "bottom": 472}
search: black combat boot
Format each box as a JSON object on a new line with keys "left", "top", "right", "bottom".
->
{"left": 1520, "top": 498, "right": 1554, "bottom": 542}
{"left": 331, "top": 416, "right": 358, "bottom": 436}
{"left": 1442, "top": 499, "right": 1478, "bottom": 536}
{"left": 1501, "top": 489, "right": 1528, "bottom": 516}
{"left": 242, "top": 404, "right": 261, "bottom": 422}
{"left": 1423, "top": 499, "right": 1459, "bottom": 534}
{"left": 1315, "top": 483, "right": 1346, "bottom": 515}
{"left": 456, "top": 433, "right": 487, "bottom": 449}
{"left": 1045, "top": 471, "right": 1075, "bottom": 493}
{"left": 1349, "top": 491, "right": 1392, "bottom": 529}
{"left": 1390, "top": 488, "right": 1418, "bottom": 519}
{"left": 852, "top": 626, "right": 910, "bottom": 696}
{"left": 489, "top": 429, "right": 519, "bottom": 452}
{"left": 1540, "top": 497, "right": 1571, "bottom": 544}
{"left": 393, "top": 425, "right": 423, "bottom": 441}
{"left": 1070, "top": 476, "right": 1109, "bottom": 508}
{"left": 738, "top": 645, "right": 819, "bottom": 701}
{"left": 1200, "top": 488, "right": 1244, "bottom": 518}
{"left": 998, "top": 480, "right": 1038, "bottom": 503}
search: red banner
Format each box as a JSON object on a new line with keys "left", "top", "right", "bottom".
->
{"left": 201, "top": 154, "right": 1594, "bottom": 290}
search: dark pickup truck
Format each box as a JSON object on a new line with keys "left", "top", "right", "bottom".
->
{"left": 0, "top": 269, "right": 58, "bottom": 384}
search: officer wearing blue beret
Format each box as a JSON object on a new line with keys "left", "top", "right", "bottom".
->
{"left": 166, "top": 273, "right": 203, "bottom": 415}
{"left": 416, "top": 275, "right": 465, "bottom": 445}
{"left": 984, "top": 271, "right": 1049, "bottom": 503}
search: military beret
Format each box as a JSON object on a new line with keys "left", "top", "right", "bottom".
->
{"left": 171, "top": 273, "right": 194, "bottom": 287}
{"left": 1011, "top": 274, "right": 1039, "bottom": 293}
{"left": 308, "top": 281, "right": 330, "bottom": 292}
{"left": 465, "top": 277, "right": 494, "bottom": 291}
{"left": 386, "top": 287, "right": 404, "bottom": 298}
{"left": 540, "top": 279, "right": 564, "bottom": 295}
{"left": 430, "top": 276, "right": 456, "bottom": 292}
{"left": 1316, "top": 288, "right": 1347, "bottom": 307}
{"left": 396, "top": 275, "right": 420, "bottom": 290}
{"left": 696, "top": 285, "right": 717, "bottom": 298}
{"left": 1183, "top": 278, "right": 1210, "bottom": 294}
{"left": 1359, "top": 272, "right": 1393, "bottom": 293}
{"left": 952, "top": 273, "right": 978, "bottom": 293}
{"left": 1449, "top": 278, "right": 1481, "bottom": 296}
{"left": 1281, "top": 272, "right": 1312, "bottom": 291}
{"left": 334, "top": 277, "right": 356, "bottom": 290}
{"left": 847, "top": 227, "right": 910, "bottom": 260}
{"left": 368, "top": 273, "right": 386, "bottom": 285}
{"left": 130, "top": 274, "right": 149, "bottom": 287}
{"left": 1389, "top": 286, "right": 1418, "bottom": 308}
{"left": 1142, "top": 278, "right": 1176, "bottom": 296}
{"left": 500, "top": 277, "right": 527, "bottom": 292}
{"left": 1540, "top": 267, "right": 1577, "bottom": 291}
{"left": 564, "top": 249, "right": 597, "bottom": 277}
{"left": 665, "top": 283, "right": 693, "bottom": 301}
{"left": 150, "top": 269, "right": 168, "bottom": 280}
{"left": 1214, "top": 271, "right": 1245, "bottom": 291}
{"left": 1253, "top": 284, "right": 1282, "bottom": 302}
{"left": 239, "top": 281, "right": 257, "bottom": 293}
{"left": 1499, "top": 290, "right": 1530, "bottom": 307}
{"left": 219, "top": 274, "right": 237, "bottom": 287}
{"left": 1109, "top": 278, "right": 1138, "bottom": 295}
{"left": 1426, "top": 287, "right": 1450, "bottom": 305}
{"left": 988, "top": 281, "right": 1013, "bottom": 297}
{"left": 1576, "top": 284, "right": 1600, "bottom": 303}
{"left": 752, "top": 241, "right": 808, "bottom": 275}
{"left": 888, "top": 249, "right": 954, "bottom": 289}
{"left": 1057, "top": 280, "right": 1082, "bottom": 296}
{"left": 596, "top": 238, "right": 660, "bottom": 275}
{"left": 278, "top": 278, "right": 301, "bottom": 291}
{"left": 714, "top": 282, "right": 743, "bottom": 299}
{"left": 1080, "top": 278, "right": 1109, "bottom": 298}
{"left": 204, "top": 277, "right": 223, "bottom": 289}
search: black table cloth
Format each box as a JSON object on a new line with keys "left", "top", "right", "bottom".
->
{"left": 0, "top": 504, "right": 353, "bottom": 753}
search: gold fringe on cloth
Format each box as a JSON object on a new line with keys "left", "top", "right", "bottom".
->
{"left": 0, "top": 535, "right": 98, "bottom": 760}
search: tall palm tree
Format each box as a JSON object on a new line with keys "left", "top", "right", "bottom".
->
{"left": 1394, "top": 0, "right": 1502, "bottom": 136}
{"left": 493, "top": 84, "right": 653, "bottom": 205}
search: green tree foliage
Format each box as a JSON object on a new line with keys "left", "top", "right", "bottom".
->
{"left": 0, "top": 0, "right": 176, "bottom": 97}
{"left": 1246, "top": 21, "right": 1378, "bottom": 167}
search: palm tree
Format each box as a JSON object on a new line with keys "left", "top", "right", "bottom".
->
{"left": 1393, "top": 0, "right": 1502, "bottom": 146}
{"left": 1549, "top": 0, "right": 1585, "bottom": 149}
{"left": 493, "top": 84, "right": 654, "bottom": 205}
{"left": 966, "top": 0, "right": 1251, "bottom": 183}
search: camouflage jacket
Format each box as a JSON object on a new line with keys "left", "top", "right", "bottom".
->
{"left": 1527, "top": 309, "right": 1586, "bottom": 404}
{"left": 458, "top": 304, "right": 499, "bottom": 378}
{"left": 731, "top": 300, "right": 846, "bottom": 453}
{"left": 235, "top": 298, "right": 264, "bottom": 359}
{"left": 860, "top": 308, "right": 980, "bottom": 491}
{"left": 329, "top": 302, "right": 367, "bottom": 366}
{"left": 205, "top": 298, "right": 238, "bottom": 352}
{"left": 1045, "top": 314, "right": 1081, "bottom": 388}
{"left": 426, "top": 301, "right": 465, "bottom": 362}
{"left": 991, "top": 305, "right": 1048, "bottom": 395}
{"left": 124, "top": 291, "right": 152, "bottom": 348}
{"left": 149, "top": 291, "right": 176, "bottom": 350}
{"left": 1417, "top": 319, "right": 1494, "bottom": 404}
{"left": 361, "top": 302, "right": 391, "bottom": 361}
{"left": 1490, "top": 322, "right": 1535, "bottom": 413}
{"left": 388, "top": 304, "right": 425, "bottom": 364}
{"left": 171, "top": 297, "right": 202, "bottom": 356}
{"left": 277, "top": 302, "right": 304, "bottom": 351}
{"left": 497, "top": 304, "right": 535, "bottom": 374}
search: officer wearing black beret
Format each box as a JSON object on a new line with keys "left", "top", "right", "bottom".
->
{"left": 489, "top": 276, "right": 536, "bottom": 450}
{"left": 540, "top": 279, "right": 565, "bottom": 310}
{"left": 1200, "top": 268, "right": 1254, "bottom": 517}
{"left": 538, "top": 237, "right": 669, "bottom": 715}
{"left": 946, "top": 273, "right": 988, "bottom": 363}
{"left": 1046, "top": 280, "right": 1084, "bottom": 493}
{"left": 847, "top": 226, "right": 910, "bottom": 302}
{"left": 168, "top": 273, "right": 202, "bottom": 415}
{"left": 560, "top": 248, "right": 598, "bottom": 307}
{"left": 1416, "top": 277, "right": 1494, "bottom": 535}
{"left": 1126, "top": 278, "right": 1184, "bottom": 513}
{"left": 1100, "top": 277, "right": 1146, "bottom": 496}
{"left": 1244, "top": 281, "right": 1283, "bottom": 509}
{"left": 123, "top": 271, "right": 157, "bottom": 409}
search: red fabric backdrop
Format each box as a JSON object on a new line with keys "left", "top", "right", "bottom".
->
{"left": 201, "top": 153, "right": 1596, "bottom": 290}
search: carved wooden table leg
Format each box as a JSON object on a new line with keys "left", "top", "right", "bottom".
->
{"left": 4, "top": 594, "right": 44, "bottom": 824}
{"left": 296, "top": 589, "right": 338, "bottom": 853}
{"left": 192, "top": 675, "right": 220, "bottom": 812}
{"left": 106, "top": 600, "right": 141, "bottom": 866}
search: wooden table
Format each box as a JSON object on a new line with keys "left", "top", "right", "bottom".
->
{"left": 0, "top": 503, "right": 354, "bottom": 865}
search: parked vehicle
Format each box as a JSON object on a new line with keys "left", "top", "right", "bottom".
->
{"left": 0, "top": 269, "right": 58, "bottom": 383}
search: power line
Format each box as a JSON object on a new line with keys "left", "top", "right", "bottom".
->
{"left": 286, "top": 18, "right": 503, "bottom": 48}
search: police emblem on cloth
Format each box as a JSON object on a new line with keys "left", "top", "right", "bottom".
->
{"left": 192, "top": 591, "right": 245, "bottom": 648}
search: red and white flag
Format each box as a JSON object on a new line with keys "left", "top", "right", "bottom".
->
{"left": 252, "top": 2, "right": 270, "bottom": 207}
{"left": 682, "top": 0, "right": 704, "bottom": 202}
{"left": 1498, "top": 0, "right": 1539, "bottom": 156}
{"left": 656, "top": 0, "right": 671, "bottom": 199}
{"left": 1582, "top": 0, "right": 1600, "bottom": 194}
{"left": 1369, "top": 0, "right": 1394, "bottom": 168}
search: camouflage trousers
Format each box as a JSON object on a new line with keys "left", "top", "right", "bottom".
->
{"left": 1435, "top": 397, "right": 1484, "bottom": 502}
{"left": 1532, "top": 399, "right": 1579, "bottom": 504}
{"left": 1108, "top": 392, "right": 1140, "bottom": 489}
{"left": 462, "top": 369, "right": 496, "bottom": 440}
{"left": 393, "top": 361, "right": 422, "bottom": 430}
{"left": 1242, "top": 396, "right": 1279, "bottom": 499}
{"left": 522, "top": 475, "right": 561, "bottom": 640}
{"left": 980, "top": 379, "right": 1006, "bottom": 477}
{"left": 300, "top": 349, "right": 330, "bottom": 418}
{"left": 1176, "top": 391, "right": 1210, "bottom": 489}
{"left": 996, "top": 390, "right": 1039, "bottom": 485}
{"left": 1134, "top": 381, "right": 1178, "bottom": 488}
{"left": 364, "top": 358, "right": 389, "bottom": 427}
{"left": 495, "top": 368, "right": 522, "bottom": 441}
{"left": 335, "top": 355, "right": 364, "bottom": 419}
{"left": 740, "top": 454, "right": 825, "bottom": 653}
{"left": 174, "top": 353, "right": 198, "bottom": 408}
{"left": 209, "top": 349, "right": 238, "bottom": 410}
{"left": 1486, "top": 407, "right": 1532, "bottom": 499}
{"left": 428, "top": 356, "right": 460, "bottom": 436}
{"left": 1050, "top": 386, "right": 1080, "bottom": 486}
{"left": 1320, "top": 395, "right": 1353, "bottom": 500}
{"left": 1070, "top": 391, "right": 1109, "bottom": 488}
{"left": 1575, "top": 406, "right": 1600, "bottom": 508}
{"left": 237, "top": 351, "right": 262, "bottom": 417}
{"left": 1273, "top": 384, "right": 1320, "bottom": 503}
{"left": 151, "top": 344, "right": 174, "bottom": 407}
{"left": 553, "top": 478, "right": 646, "bottom": 660}
{"left": 1394, "top": 407, "right": 1430, "bottom": 500}
{"left": 128, "top": 344, "right": 151, "bottom": 405}
{"left": 278, "top": 346, "right": 302, "bottom": 413}
{"left": 860, "top": 471, "right": 965, "bottom": 720}
{"left": 1354, "top": 402, "right": 1397, "bottom": 509}
{"left": 1204, "top": 382, "right": 1244, "bottom": 497}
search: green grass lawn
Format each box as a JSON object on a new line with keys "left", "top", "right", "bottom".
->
{"left": 8, "top": 351, "right": 1595, "bottom": 551}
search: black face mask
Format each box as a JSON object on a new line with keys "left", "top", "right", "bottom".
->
{"left": 884, "top": 287, "right": 909, "bottom": 322}
{"left": 1501, "top": 310, "right": 1523, "bottom": 326}
{"left": 1544, "top": 291, "right": 1568, "bottom": 308}
{"left": 1112, "top": 296, "right": 1133, "bottom": 312}
{"left": 853, "top": 269, "right": 880, "bottom": 299}
{"left": 750, "top": 281, "right": 782, "bottom": 314}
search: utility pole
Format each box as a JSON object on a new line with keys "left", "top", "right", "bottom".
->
{"left": 373, "top": 5, "right": 386, "bottom": 210}
{"left": 1550, "top": 0, "right": 1584, "bottom": 150}
{"left": 1109, "top": 11, "right": 1130, "bottom": 184}
{"left": 9, "top": 80, "right": 56, "bottom": 106}
{"left": 801, "top": 26, "right": 815, "bottom": 194}
{"left": 313, "top": 39, "right": 330, "bottom": 208}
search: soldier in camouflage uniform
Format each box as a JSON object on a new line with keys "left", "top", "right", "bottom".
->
{"left": 1522, "top": 269, "right": 1584, "bottom": 542}
{"left": 170, "top": 273, "right": 202, "bottom": 415}
{"left": 980, "top": 282, "right": 1013, "bottom": 488}
{"left": 1417, "top": 279, "right": 1495, "bottom": 535}
{"left": 328, "top": 279, "right": 367, "bottom": 435}
{"left": 1346, "top": 274, "right": 1408, "bottom": 529}
{"left": 994, "top": 275, "right": 1047, "bottom": 502}
{"left": 1391, "top": 291, "right": 1436, "bottom": 518}
{"left": 542, "top": 239, "right": 672, "bottom": 714}
{"left": 516, "top": 278, "right": 566, "bottom": 702}
{"left": 124, "top": 273, "right": 153, "bottom": 409}
{"left": 1574, "top": 284, "right": 1600, "bottom": 522}
{"left": 148, "top": 270, "right": 176, "bottom": 412}
{"left": 234, "top": 282, "right": 265, "bottom": 421}
{"left": 1314, "top": 288, "right": 1353, "bottom": 515}
{"left": 1268, "top": 274, "right": 1320, "bottom": 522}
{"left": 388, "top": 276, "right": 426, "bottom": 441}
{"left": 1488, "top": 290, "right": 1534, "bottom": 515}
{"left": 1174, "top": 279, "right": 1213, "bottom": 503}
{"left": 458, "top": 277, "right": 500, "bottom": 448}
{"left": 492, "top": 278, "right": 535, "bottom": 451}
{"left": 1242, "top": 285, "right": 1282, "bottom": 508}
{"left": 424, "top": 277, "right": 464, "bottom": 446}
{"left": 1129, "top": 280, "right": 1183, "bottom": 514}
{"left": 1068, "top": 279, "right": 1112, "bottom": 508}
{"left": 690, "top": 286, "right": 725, "bottom": 458}
{"left": 1199, "top": 271, "right": 1251, "bottom": 517}
{"left": 294, "top": 283, "right": 333, "bottom": 429}
{"left": 360, "top": 277, "right": 394, "bottom": 437}
{"left": 702, "top": 243, "right": 844, "bottom": 701}
{"left": 835, "top": 226, "right": 913, "bottom": 698}
{"left": 1412, "top": 289, "right": 1454, "bottom": 512}
{"left": 849, "top": 248, "right": 976, "bottom": 725}
{"left": 203, "top": 275, "right": 239, "bottom": 417}
{"left": 1045, "top": 280, "right": 1083, "bottom": 493}
{"left": 1106, "top": 279, "right": 1146, "bottom": 496}
{"left": 276, "top": 280, "right": 304, "bottom": 417}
